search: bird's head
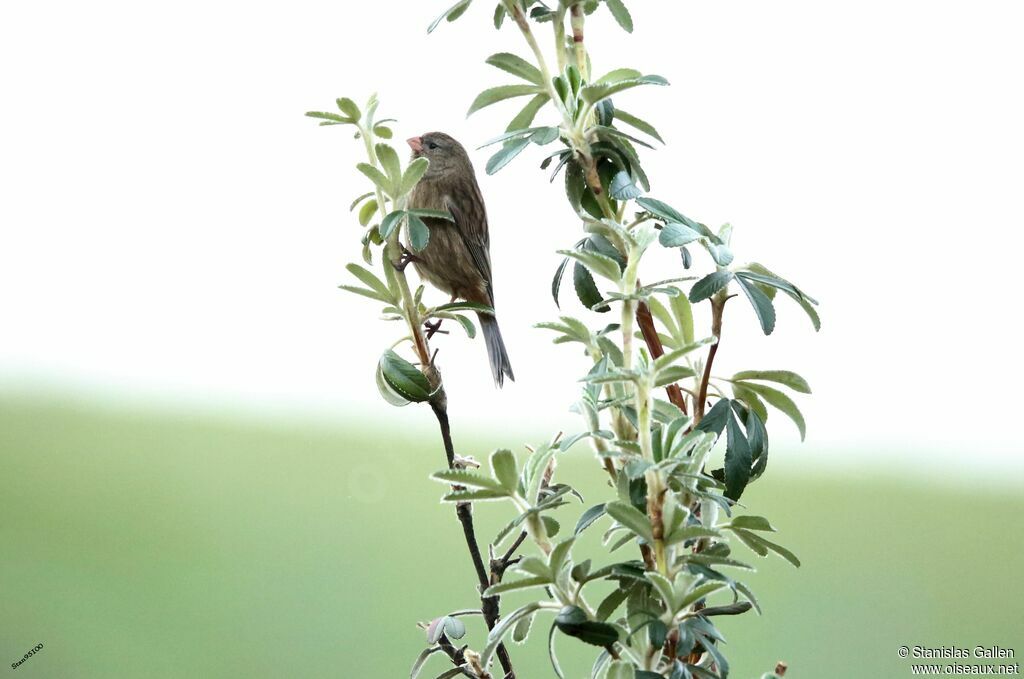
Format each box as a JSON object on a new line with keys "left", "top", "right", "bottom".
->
{"left": 407, "top": 132, "right": 471, "bottom": 180}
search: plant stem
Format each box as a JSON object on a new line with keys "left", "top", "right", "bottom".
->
{"left": 431, "top": 401, "right": 515, "bottom": 677}
{"left": 636, "top": 301, "right": 688, "bottom": 414}
{"left": 694, "top": 292, "right": 728, "bottom": 424}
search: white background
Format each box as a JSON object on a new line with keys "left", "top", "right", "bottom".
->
{"left": 2, "top": 1, "right": 1022, "bottom": 477}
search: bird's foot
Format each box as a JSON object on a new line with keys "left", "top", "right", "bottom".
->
{"left": 393, "top": 246, "right": 420, "bottom": 272}
{"left": 424, "top": 319, "right": 447, "bottom": 339}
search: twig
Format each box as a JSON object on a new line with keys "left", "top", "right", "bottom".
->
{"left": 694, "top": 293, "right": 727, "bottom": 424}
{"left": 636, "top": 300, "right": 688, "bottom": 414}
{"left": 430, "top": 398, "right": 515, "bottom": 678}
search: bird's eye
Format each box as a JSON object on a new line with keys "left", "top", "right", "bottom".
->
{"left": 427, "top": 142, "right": 439, "bottom": 150}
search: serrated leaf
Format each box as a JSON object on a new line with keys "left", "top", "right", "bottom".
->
{"left": 432, "top": 301, "right": 494, "bottom": 315}
{"left": 575, "top": 503, "right": 607, "bottom": 535}
{"left": 375, "top": 143, "right": 402, "bottom": 186}
{"left": 604, "top": 0, "right": 633, "bottom": 32}
{"left": 507, "top": 94, "right": 550, "bottom": 132}
{"left": 336, "top": 97, "right": 360, "bottom": 120}
{"left": 605, "top": 501, "right": 653, "bottom": 542}
{"left": 735, "top": 275, "right": 776, "bottom": 335}
{"left": 408, "top": 214, "right": 430, "bottom": 251}
{"left": 401, "top": 157, "right": 430, "bottom": 195}
{"left": 491, "top": 449, "right": 519, "bottom": 492}
{"left": 432, "top": 468, "right": 504, "bottom": 491}
{"left": 356, "top": 163, "right": 394, "bottom": 196}
{"left": 689, "top": 271, "right": 734, "bottom": 303}
{"left": 512, "top": 611, "right": 535, "bottom": 643}
{"left": 659, "top": 222, "right": 703, "bottom": 247}
{"left": 558, "top": 249, "right": 622, "bottom": 283}
{"left": 741, "top": 382, "right": 807, "bottom": 440}
{"left": 609, "top": 170, "right": 643, "bottom": 200}
{"left": 724, "top": 410, "right": 752, "bottom": 501}
{"left": 379, "top": 210, "right": 405, "bottom": 240}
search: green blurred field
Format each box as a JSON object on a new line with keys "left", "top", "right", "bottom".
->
{"left": 1, "top": 394, "right": 1021, "bottom": 678}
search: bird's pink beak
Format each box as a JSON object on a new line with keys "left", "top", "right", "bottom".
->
{"left": 407, "top": 136, "right": 424, "bottom": 153}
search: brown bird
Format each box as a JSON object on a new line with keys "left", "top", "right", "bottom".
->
{"left": 406, "top": 132, "right": 514, "bottom": 387}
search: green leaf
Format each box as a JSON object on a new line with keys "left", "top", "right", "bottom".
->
{"left": 432, "top": 468, "right": 505, "bottom": 491}
{"left": 733, "top": 370, "right": 811, "bottom": 394}
{"left": 486, "top": 136, "right": 532, "bottom": 174}
{"left": 493, "top": 3, "right": 506, "bottom": 29}
{"left": 604, "top": 0, "right": 633, "bottom": 32}
{"left": 305, "top": 110, "right": 351, "bottom": 124}
{"left": 408, "top": 214, "right": 430, "bottom": 251}
{"left": 689, "top": 271, "right": 734, "bottom": 303}
{"left": 378, "top": 350, "right": 431, "bottom": 402}
{"left": 558, "top": 249, "right": 622, "bottom": 283}
{"left": 730, "top": 515, "right": 776, "bottom": 532}
{"left": 480, "top": 602, "right": 546, "bottom": 670}
{"left": 512, "top": 611, "right": 534, "bottom": 644}
{"left": 740, "top": 383, "right": 807, "bottom": 440}
{"left": 575, "top": 503, "right": 607, "bottom": 535}
{"left": 357, "top": 199, "right": 378, "bottom": 227}
{"left": 549, "top": 537, "right": 576, "bottom": 575}
{"left": 614, "top": 108, "right": 664, "bottom": 143}
{"left": 595, "top": 68, "right": 643, "bottom": 84}
{"left": 506, "top": 94, "right": 550, "bottom": 132}
{"left": 484, "top": 576, "right": 552, "bottom": 596}
{"left": 379, "top": 210, "right": 405, "bottom": 240}
{"left": 441, "top": 488, "right": 510, "bottom": 502}
{"left": 731, "top": 382, "right": 768, "bottom": 424}
{"left": 349, "top": 191, "right": 374, "bottom": 211}
{"left": 552, "top": 256, "right": 569, "bottom": 307}
{"left": 431, "top": 301, "right": 494, "bottom": 315}
{"left": 375, "top": 143, "right": 402, "bottom": 187}
{"left": 605, "top": 501, "right": 653, "bottom": 542}
{"left": 345, "top": 263, "right": 391, "bottom": 300}
{"left": 609, "top": 170, "right": 642, "bottom": 200}
{"left": 401, "top": 157, "right": 430, "bottom": 195}
{"left": 427, "top": 0, "right": 473, "bottom": 33}
{"left": 491, "top": 449, "right": 519, "bottom": 493}
{"left": 659, "top": 222, "right": 703, "bottom": 247}
{"left": 580, "top": 74, "right": 669, "bottom": 106}
{"left": 335, "top": 97, "right": 360, "bottom": 120}
{"left": 406, "top": 208, "right": 454, "bottom": 222}
{"left": 486, "top": 52, "right": 543, "bottom": 84}
{"left": 735, "top": 274, "right": 776, "bottom": 335}
{"left": 373, "top": 125, "right": 393, "bottom": 139}
{"left": 724, "top": 410, "right": 752, "bottom": 500}
{"left": 337, "top": 285, "right": 389, "bottom": 303}
{"left": 468, "top": 85, "right": 541, "bottom": 116}
{"left": 554, "top": 606, "right": 619, "bottom": 648}
{"left": 375, "top": 361, "right": 411, "bottom": 407}
{"left": 356, "top": 163, "right": 394, "bottom": 196}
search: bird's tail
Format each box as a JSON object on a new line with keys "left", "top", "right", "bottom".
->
{"left": 479, "top": 313, "right": 514, "bottom": 388}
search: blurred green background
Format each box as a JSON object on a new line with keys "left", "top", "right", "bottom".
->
{"left": 1, "top": 392, "right": 1021, "bottom": 678}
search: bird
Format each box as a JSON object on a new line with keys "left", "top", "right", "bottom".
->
{"left": 405, "top": 131, "right": 514, "bottom": 388}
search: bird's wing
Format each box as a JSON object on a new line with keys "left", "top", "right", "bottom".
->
{"left": 445, "top": 181, "right": 494, "bottom": 303}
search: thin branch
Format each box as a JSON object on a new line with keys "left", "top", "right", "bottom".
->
{"left": 694, "top": 293, "right": 728, "bottom": 424}
{"left": 430, "top": 398, "right": 515, "bottom": 678}
{"left": 636, "top": 300, "right": 688, "bottom": 414}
